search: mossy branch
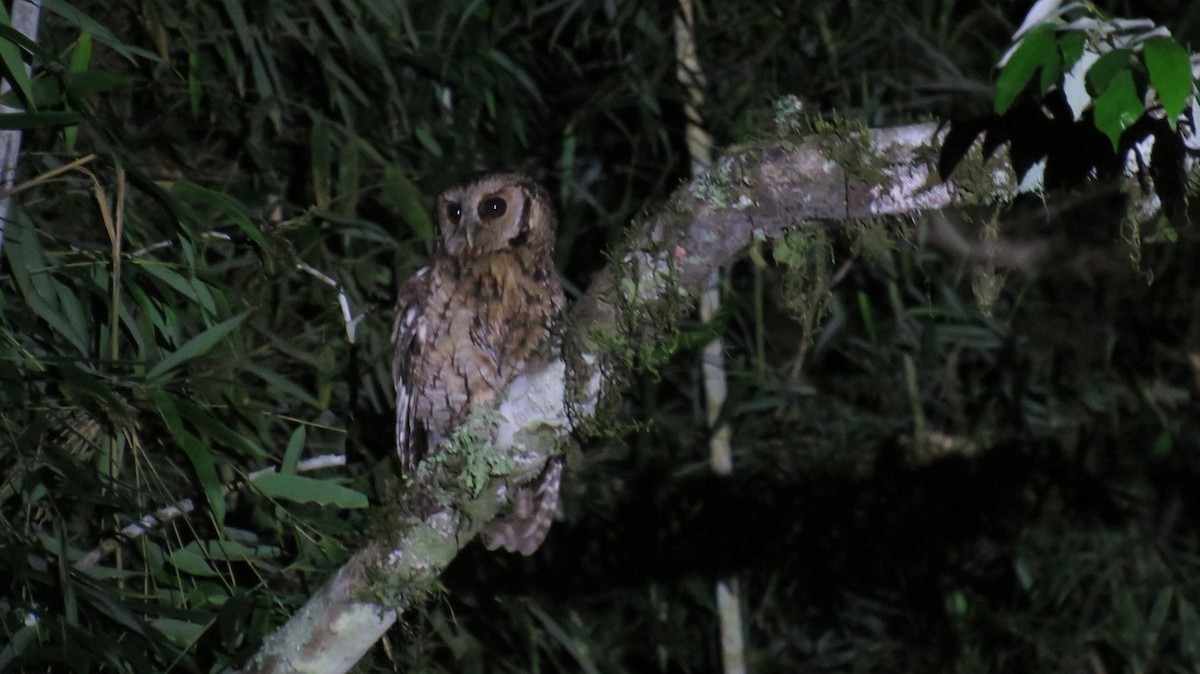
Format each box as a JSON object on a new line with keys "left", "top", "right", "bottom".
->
{"left": 240, "top": 122, "right": 1047, "bottom": 674}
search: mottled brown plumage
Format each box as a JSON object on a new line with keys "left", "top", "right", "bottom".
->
{"left": 393, "top": 173, "right": 565, "bottom": 555}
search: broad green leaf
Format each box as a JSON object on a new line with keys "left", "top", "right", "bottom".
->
{"left": 168, "top": 547, "right": 218, "bottom": 577}
{"left": 379, "top": 166, "right": 432, "bottom": 241}
{"left": 145, "top": 311, "right": 249, "bottom": 382}
{"left": 176, "top": 398, "right": 267, "bottom": 459}
{"left": 0, "top": 625, "right": 40, "bottom": 669}
{"left": 0, "top": 110, "right": 83, "bottom": 129}
{"left": 0, "top": 3, "right": 35, "bottom": 111}
{"left": 154, "top": 390, "right": 225, "bottom": 524}
{"left": 1093, "top": 70, "right": 1142, "bottom": 151}
{"left": 135, "top": 261, "right": 201, "bottom": 315}
{"left": 151, "top": 618, "right": 207, "bottom": 647}
{"left": 994, "top": 26, "right": 1058, "bottom": 114}
{"left": 63, "top": 70, "right": 131, "bottom": 98}
{"left": 336, "top": 135, "right": 361, "bottom": 216}
{"left": 1180, "top": 597, "right": 1200, "bottom": 661}
{"left": 282, "top": 426, "right": 306, "bottom": 474}
{"left": 1143, "top": 37, "right": 1192, "bottom": 128}
{"left": 241, "top": 362, "right": 323, "bottom": 408}
{"left": 169, "top": 181, "right": 270, "bottom": 256}
{"left": 251, "top": 472, "right": 367, "bottom": 509}
{"left": 187, "top": 51, "right": 202, "bottom": 115}
{"left": 310, "top": 116, "right": 332, "bottom": 210}
{"left": 198, "top": 539, "right": 281, "bottom": 561}
{"left": 67, "top": 32, "right": 92, "bottom": 74}
{"left": 1056, "top": 31, "right": 1086, "bottom": 68}
{"left": 4, "top": 219, "right": 90, "bottom": 355}
{"left": 1086, "top": 48, "right": 1133, "bottom": 95}
{"left": 0, "top": 23, "right": 56, "bottom": 64}
{"left": 40, "top": 0, "right": 158, "bottom": 63}
{"left": 188, "top": 276, "right": 218, "bottom": 315}
{"left": 414, "top": 124, "right": 444, "bottom": 157}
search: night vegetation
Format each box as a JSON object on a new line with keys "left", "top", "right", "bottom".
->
{"left": 2, "top": 1, "right": 1200, "bottom": 671}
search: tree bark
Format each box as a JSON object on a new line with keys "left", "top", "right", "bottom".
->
{"left": 239, "top": 121, "right": 1003, "bottom": 673}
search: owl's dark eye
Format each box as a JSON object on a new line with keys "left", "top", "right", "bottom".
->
{"left": 445, "top": 201, "right": 463, "bottom": 224}
{"left": 478, "top": 196, "right": 507, "bottom": 220}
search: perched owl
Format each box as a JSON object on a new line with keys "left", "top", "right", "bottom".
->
{"left": 393, "top": 172, "right": 565, "bottom": 555}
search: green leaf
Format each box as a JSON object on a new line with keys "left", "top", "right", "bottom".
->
{"left": 168, "top": 546, "right": 219, "bottom": 577}
{"left": 0, "top": 110, "right": 83, "bottom": 129}
{"left": 1093, "top": 69, "right": 1143, "bottom": 151}
{"left": 198, "top": 539, "right": 281, "bottom": 561}
{"left": 1086, "top": 48, "right": 1133, "bottom": 95}
{"left": 40, "top": 0, "right": 158, "bottom": 63}
{"left": 251, "top": 472, "right": 367, "bottom": 509}
{"left": 379, "top": 166, "right": 432, "bottom": 241}
{"left": 336, "top": 134, "right": 361, "bottom": 216}
{"left": 995, "top": 26, "right": 1058, "bottom": 114}
{"left": 1057, "top": 32, "right": 1086, "bottom": 69}
{"left": 63, "top": 70, "right": 131, "bottom": 99}
{"left": 0, "top": 3, "right": 35, "bottom": 111}
{"left": 176, "top": 398, "right": 268, "bottom": 459}
{"left": 282, "top": 426, "right": 306, "bottom": 474}
{"left": 187, "top": 51, "right": 202, "bottom": 115}
{"left": 1143, "top": 37, "right": 1192, "bottom": 128}
{"left": 168, "top": 181, "right": 270, "bottom": 256}
{"left": 414, "top": 124, "right": 444, "bottom": 157}
{"left": 67, "top": 31, "right": 92, "bottom": 74}
{"left": 4, "top": 217, "right": 90, "bottom": 355}
{"left": 151, "top": 618, "right": 208, "bottom": 647}
{"left": 310, "top": 115, "right": 332, "bottom": 210}
{"left": 155, "top": 390, "right": 226, "bottom": 524}
{"left": 145, "top": 311, "right": 249, "bottom": 382}
{"left": 241, "top": 362, "right": 323, "bottom": 408}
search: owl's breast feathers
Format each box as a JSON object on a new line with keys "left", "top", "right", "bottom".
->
{"left": 393, "top": 249, "right": 563, "bottom": 472}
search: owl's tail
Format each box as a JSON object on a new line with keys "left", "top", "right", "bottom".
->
{"left": 481, "top": 457, "right": 563, "bottom": 556}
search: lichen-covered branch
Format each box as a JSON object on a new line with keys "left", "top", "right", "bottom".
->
{"left": 240, "top": 121, "right": 1015, "bottom": 674}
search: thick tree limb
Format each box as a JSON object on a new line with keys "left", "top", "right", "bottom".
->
{"left": 240, "top": 122, "right": 1005, "bottom": 673}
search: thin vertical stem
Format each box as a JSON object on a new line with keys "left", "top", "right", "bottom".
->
{"left": 0, "top": 0, "right": 43, "bottom": 261}
{"left": 674, "top": 1, "right": 746, "bottom": 671}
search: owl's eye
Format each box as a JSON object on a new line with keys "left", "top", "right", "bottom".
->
{"left": 446, "top": 201, "right": 463, "bottom": 224}
{"left": 478, "top": 196, "right": 507, "bottom": 220}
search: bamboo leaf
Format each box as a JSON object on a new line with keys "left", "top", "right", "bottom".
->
{"left": 0, "top": 110, "right": 83, "bottom": 128}
{"left": 0, "top": 3, "right": 35, "bottom": 110}
{"left": 282, "top": 426, "right": 306, "bottom": 474}
{"left": 145, "top": 311, "right": 249, "bottom": 382}
{"left": 251, "top": 473, "right": 367, "bottom": 509}
{"left": 40, "top": 0, "right": 157, "bottom": 63}
{"left": 154, "top": 390, "right": 225, "bottom": 525}
{"left": 168, "top": 181, "right": 270, "bottom": 255}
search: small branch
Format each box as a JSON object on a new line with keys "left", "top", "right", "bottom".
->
{"left": 75, "top": 454, "right": 346, "bottom": 571}
{"left": 297, "top": 262, "right": 363, "bottom": 343}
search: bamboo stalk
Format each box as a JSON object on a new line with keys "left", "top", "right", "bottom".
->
{"left": 674, "top": 2, "right": 746, "bottom": 671}
{"left": 0, "top": 0, "right": 42, "bottom": 260}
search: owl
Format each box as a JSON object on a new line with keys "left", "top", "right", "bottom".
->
{"left": 393, "top": 172, "right": 566, "bottom": 555}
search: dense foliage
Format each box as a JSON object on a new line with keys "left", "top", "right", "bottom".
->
{"left": 1, "top": 0, "right": 1199, "bottom": 671}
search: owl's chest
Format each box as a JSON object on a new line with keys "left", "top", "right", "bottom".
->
{"left": 410, "top": 257, "right": 560, "bottom": 429}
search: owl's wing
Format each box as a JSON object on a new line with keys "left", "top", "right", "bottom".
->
{"left": 393, "top": 266, "right": 430, "bottom": 475}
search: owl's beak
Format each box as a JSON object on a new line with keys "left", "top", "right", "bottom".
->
{"left": 464, "top": 220, "right": 477, "bottom": 249}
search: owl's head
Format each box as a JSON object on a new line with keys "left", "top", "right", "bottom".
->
{"left": 436, "top": 172, "right": 557, "bottom": 257}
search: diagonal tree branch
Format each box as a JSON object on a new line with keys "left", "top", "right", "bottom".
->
{"left": 239, "top": 122, "right": 1009, "bottom": 673}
